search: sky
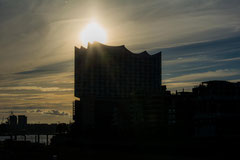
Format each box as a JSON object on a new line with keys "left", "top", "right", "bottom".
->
{"left": 0, "top": 0, "right": 240, "bottom": 123}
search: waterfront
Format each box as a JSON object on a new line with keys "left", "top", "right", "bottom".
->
{"left": 0, "top": 135, "right": 53, "bottom": 145}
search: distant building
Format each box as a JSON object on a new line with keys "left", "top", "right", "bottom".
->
{"left": 73, "top": 42, "right": 165, "bottom": 136}
{"left": 8, "top": 115, "right": 17, "bottom": 127}
{"left": 18, "top": 115, "right": 27, "bottom": 128}
{"left": 172, "top": 80, "right": 240, "bottom": 138}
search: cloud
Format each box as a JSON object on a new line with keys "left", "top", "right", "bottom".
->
{"left": 15, "top": 60, "right": 73, "bottom": 76}
{"left": 164, "top": 69, "right": 240, "bottom": 91}
{"left": 36, "top": 109, "right": 43, "bottom": 113}
{"left": 165, "top": 69, "right": 239, "bottom": 83}
{"left": 26, "top": 108, "right": 70, "bottom": 117}
{"left": 155, "top": 35, "right": 240, "bottom": 56}
{"left": 163, "top": 56, "right": 208, "bottom": 66}
{"left": 28, "top": 109, "right": 43, "bottom": 113}
{"left": 158, "top": 35, "right": 240, "bottom": 83}
{"left": 164, "top": 82, "right": 200, "bottom": 91}
{"left": 0, "top": 111, "right": 27, "bottom": 114}
{"left": 0, "top": 106, "right": 52, "bottom": 111}
{"left": 217, "top": 57, "right": 240, "bottom": 62}
{"left": 0, "top": 86, "right": 73, "bottom": 92}
{"left": 43, "top": 110, "right": 69, "bottom": 116}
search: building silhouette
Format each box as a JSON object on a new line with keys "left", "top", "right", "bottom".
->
{"left": 73, "top": 42, "right": 167, "bottom": 137}
{"left": 73, "top": 42, "right": 240, "bottom": 140}
{"left": 18, "top": 115, "right": 27, "bottom": 129}
{"left": 171, "top": 80, "right": 240, "bottom": 138}
{"left": 74, "top": 42, "right": 162, "bottom": 98}
{"left": 6, "top": 114, "right": 28, "bottom": 130}
{"left": 8, "top": 115, "right": 17, "bottom": 127}
{"left": 192, "top": 80, "right": 240, "bottom": 137}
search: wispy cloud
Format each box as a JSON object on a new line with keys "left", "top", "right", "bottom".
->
{"left": 217, "top": 57, "right": 240, "bottom": 62}
{"left": 44, "top": 110, "right": 69, "bottom": 116}
{"left": 163, "top": 56, "right": 208, "bottom": 66}
{"left": 0, "top": 86, "right": 73, "bottom": 92}
{"left": 29, "top": 109, "right": 69, "bottom": 116}
{"left": 15, "top": 60, "right": 73, "bottom": 76}
{"left": 164, "top": 82, "right": 200, "bottom": 91}
{"left": 165, "top": 69, "right": 239, "bottom": 83}
{"left": 164, "top": 69, "right": 240, "bottom": 91}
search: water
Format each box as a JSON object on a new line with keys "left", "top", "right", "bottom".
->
{"left": 0, "top": 135, "right": 54, "bottom": 145}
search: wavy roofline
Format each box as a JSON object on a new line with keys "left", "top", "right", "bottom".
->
{"left": 75, "top": 42, "right": 161, "bottom": 56}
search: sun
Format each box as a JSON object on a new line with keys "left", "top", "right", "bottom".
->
{"left": 80, "top": 22, "right": 107, "bottom": 47}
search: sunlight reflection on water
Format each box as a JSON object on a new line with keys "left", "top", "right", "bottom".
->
{"left": 0, "top": 135, "right": 53, "bottom": 144}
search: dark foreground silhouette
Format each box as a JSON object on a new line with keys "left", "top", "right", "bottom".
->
{"left": 1, "top": 136, "right": 240, "bottom": 160}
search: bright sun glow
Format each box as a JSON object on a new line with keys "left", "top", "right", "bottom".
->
{"left": 80, "top": 22, "right": 107, "bottom": 47}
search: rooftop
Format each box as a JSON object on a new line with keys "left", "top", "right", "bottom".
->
{"left": 75, "top": 42, "right": 161, "bottom": 56}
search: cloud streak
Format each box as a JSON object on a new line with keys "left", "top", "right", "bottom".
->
{"left": 0, "top": 86, "right": 73, "bottom": 92}
{"left": 164, "top": 69, "right": 240, "bottom": 91}
{"left": 29, "top": 109, "right": 69, "bottom": 116}
{"left": 165, "top": 69, "right": 239, "bottom": 83}
{"left": 44, "top": 110, "right": 69, "bottom": 116}
{"left": 15, "top": 60, "right": 73, "bottom": 76}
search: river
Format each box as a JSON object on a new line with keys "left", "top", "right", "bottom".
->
{"left": 0, "top": 135, "right": 54, "bottom": 145}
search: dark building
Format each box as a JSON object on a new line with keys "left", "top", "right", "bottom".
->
{"left": 8, "top": 115, "right": 17, "bottom": 127}
{"left": 192, "top": 80, "right": 240, "bottom": 137}
{"left": 172, "top": 80, "right": 240, "bottom": 138}
{"left": 73, "top": 42, "right": 166, "bottom": 137}
{"left": 169, "top": 91, "right": 195, "bottom": 138}
{"left": 18, "top": 115, "right": 27, "bottom": 128}
{"left": 126, "top": 92, "right": 171, "bottom": 137}
{"left": 74, "top": 42, "right": 162, "bottom": 98}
